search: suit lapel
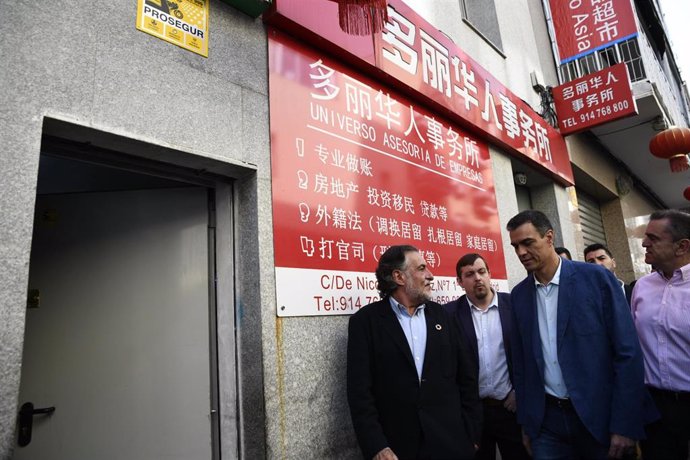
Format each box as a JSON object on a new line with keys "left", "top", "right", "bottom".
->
{"left": 457, "top": 297, "right": 479, "bottom": 365}
{"left": 378, "top": 299, "right": 416, "bottom": 370}
{"left": 423, "top": 304, "right": 448, "bottom": 381}
{"left": 525, "top": 280, "right": 546, "bottom": 377}
{"left": 556, "top": 260, "right": 574, "bottom": 351}
{"left": 497, "top": 295, "right": 512, "bottom": 373}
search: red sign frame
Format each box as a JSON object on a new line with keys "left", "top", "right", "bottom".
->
{"left": 548, "top": 0, "right": 638, "bottom": 64}
{"left": 553, "top": 63, "right": 638, "bottom": 135}
{"left": 264, "top": 0, "right": 574, "bottom": 186}
{"left": 269, "top": 30, "right": 508, "bottom": 316}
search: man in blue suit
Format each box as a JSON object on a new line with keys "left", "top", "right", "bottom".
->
{"left": 506, "top": 210, "right": 649, "bottom": 459}
{"left": 444, "top": 253, "right": 529, "bottom": 460}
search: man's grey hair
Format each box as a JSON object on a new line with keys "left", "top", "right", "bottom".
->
{"left": 375, "top": 245, "right": 418, "bottom": 298}
{"left": 649, "top": 209, "right": 690, "bottom": 242}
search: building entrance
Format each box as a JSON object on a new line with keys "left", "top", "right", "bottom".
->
{"left": 14, "top": 154, "right": 219, "bottom": 459}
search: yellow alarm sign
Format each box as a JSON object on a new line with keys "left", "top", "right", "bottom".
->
{"left": 136, "top": 0, "right": 209, "bottom": 57}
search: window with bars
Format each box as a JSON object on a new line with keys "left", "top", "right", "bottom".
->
{"left": 597, "top": 47, "right": 618, "bottom": 68}
{"left": 619, "top": 38, "right": 645, "bottom": 81}
{"left": 558, "top": 38, "right": 646, "bottom": 83}
{"left": 579, "top": 53, "right": 598, "bottom": 75}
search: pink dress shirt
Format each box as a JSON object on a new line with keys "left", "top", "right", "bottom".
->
{"left": 632, "top": 263, "right": 690, "bottom": 392}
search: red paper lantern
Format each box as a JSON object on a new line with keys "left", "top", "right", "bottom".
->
{"left": 684, "top": 186, "right": 690, "bottom": 202}
{"left": 649, "top": 126, "right": 690, "bottom": 173}
{"left": 327, "top": 0, "right": 388, "bottom": 36}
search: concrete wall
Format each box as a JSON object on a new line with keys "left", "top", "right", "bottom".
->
{"left": 0, "top": 1, "right": 270, "bottom": 457}
{"left": 617, "top": 189, "right": 659, "bottom": 280}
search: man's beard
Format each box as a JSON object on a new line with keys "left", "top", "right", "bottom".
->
{"left": 406, "top": 280, "right": 430, "bottom": 305}
{"left": 473, "top": 285, "right": 488, "bottom": 299}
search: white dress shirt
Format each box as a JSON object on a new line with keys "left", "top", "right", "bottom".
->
{"left": 390, "top": 297, "right": 427, "bottom": 382}
{"left": 468, "top": 291, "right": 512, "bottom": 400}
{"left": 535, "top": 258, "right": 569, "bottom": 398}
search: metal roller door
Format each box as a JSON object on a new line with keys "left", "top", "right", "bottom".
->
{"left": 577, "top": 190, "right": 607, "bottom": 247}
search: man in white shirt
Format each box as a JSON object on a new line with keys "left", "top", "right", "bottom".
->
{"left": 444, "top": 253, "right": 529, "bottom": 460}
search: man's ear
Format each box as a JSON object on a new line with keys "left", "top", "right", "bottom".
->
{"left": 675, "top": 238, "right": 690, "bottom": 256}
{"left": 392, "top": 269, "right": 406, "bottom": 286}
{"left": 545, "top": 228, "right": 555, "bottom": 245}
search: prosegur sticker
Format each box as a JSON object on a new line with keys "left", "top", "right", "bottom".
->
{"left": 136, "top": 0, "right": 209, "bottom": 57}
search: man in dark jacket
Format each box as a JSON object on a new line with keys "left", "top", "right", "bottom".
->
{"left": 347, "top": 245, "right": 482, "bottom": 459}
{"left": 584, "top": 242, "right": 636, "bottom": 305}
{"left": 507, "top": 210, "right": 650, "bottom": 459}
{"left": 444, "top": 253, "right": 528, "bottom": 460}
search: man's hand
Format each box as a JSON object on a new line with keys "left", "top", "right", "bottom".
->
{"left": 608, "top": 434, "right": 635, "bottom": 459}
{"left": 503, "top": 390, "right": 517, "bottom": 413}
{"left": 373, "top": 447, "right": 398, "bottom": 460}
{"left": 522, "top": 430, "right": 532, "bottom": 457}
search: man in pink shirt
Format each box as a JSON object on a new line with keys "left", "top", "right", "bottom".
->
{"left": 632, "top": 209, "right": 690, "bottom": 460}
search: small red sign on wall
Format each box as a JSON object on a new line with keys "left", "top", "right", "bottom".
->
{"left": 548, "top": 0, "right": 638, "bottom": 64}
{"left": 553, "top": 63, "right": 637, "bottom": 135}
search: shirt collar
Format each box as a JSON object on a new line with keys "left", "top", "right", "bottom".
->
{"left": 682, "top": 263, "right": 690, "bottom": 281}
{"left": 654, "top": 261, "right": 690, "bottom": 281}
{"left": 672, "top": 262, "right": 690, "bottom": 281}
{"left": 534, "top": 256, "right": 562, "bottom": 288}
{"left": 389, "top": 296, "right": 425, "bottom": 317}
{"left": 467, "top": 288, "right": 498, "bottom": 312}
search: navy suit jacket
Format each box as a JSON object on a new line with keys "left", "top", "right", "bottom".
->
{"left": 347, "top": 298, "right": 482, "bottom": 459}
{"left": 510, "top": 259, "right": 649, "bottom": 444}
{"left": 443, "top": 292, "right": 514, "bottom": 385}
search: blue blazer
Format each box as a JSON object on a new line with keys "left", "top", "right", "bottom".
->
{"left": 510, "top": 258, "right": 650, "bottom": 444}
{"left": 444, "top": 292, "right": 514, "bottom": 384}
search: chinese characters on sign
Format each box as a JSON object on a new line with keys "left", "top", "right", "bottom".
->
{"left": 263, "top": 0, "right": 574, "bottom": 186}
{"left": 547, "top": 0, "right": 638, "bottom": 63}
{"left": 269, "top": 31, "right": 508, "bottom": 316}
{"left": 136, "top": 0, "right": 209, "bottom": 57}
{"left": 377, "top": 2, "right": 571, "bottom": 185}
{"left": 553, "top": 63, "right": 637, "bottom": 135}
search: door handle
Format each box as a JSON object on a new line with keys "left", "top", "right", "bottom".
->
{"left": 17, "top": 402, "right": 55, "bottom": 447}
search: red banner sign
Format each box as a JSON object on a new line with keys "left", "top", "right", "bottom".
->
{"left": 265, "top": 0, "right": 574, "bottom": 186}
{"left": 548, "top": 0, "right": 638, "bottom": 63}
{"left": 553, "top": 63, "right": 637, "bottom": 135}
{"left": 269, "top": 31, "right": 508, "bottom": 316}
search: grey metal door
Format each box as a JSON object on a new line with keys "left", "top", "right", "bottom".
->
{"left": 15, "top": 186, "right": 214, "bottom": 459}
